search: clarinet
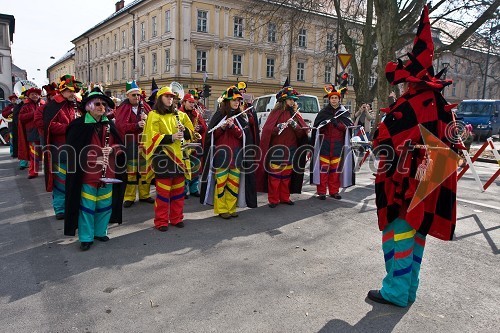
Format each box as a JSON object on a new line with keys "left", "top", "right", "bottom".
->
{"left": 72, "top": 99, "right": 80, "bottom": 118}
{"left": 175, "top": 111, "right": 188, "bottom": 161}
{"left": 99, "top": 124, "right": 111, "bottom": 187}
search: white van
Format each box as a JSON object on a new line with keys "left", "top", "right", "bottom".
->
{"left": 253, "top": 94, "right": 321, "bottom": 132}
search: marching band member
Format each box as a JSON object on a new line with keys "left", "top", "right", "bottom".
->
{"left": 64, "top": 88, "right": 123, "bottom": 251}
{"left": 18, "top": 86, "right": 45, "bottom": 179}
{"left": 310, "top": 83, "right": 354, "bottom": 200}
{"left": 115, "top": 80, "right": 154, "bottom": 208}
{"left": 42, "top": 76, "right": 81, "bottom": 220}
{"left": 257, "top": 84, "right": 308, "bottom": 207}
{"left": 11, "top": 94, "right": 29, "bottom": 170}
{"left": 143, "top": 86, "right": 194, "bottom": 232}
{"left": 1, "top": 94, "right": 18, "bottom": 157}
{"left": 200, "top": 86, "right": 257, "bottom": 219}
{"left": 178, "top": 93, "right": 207, "bottom": 198}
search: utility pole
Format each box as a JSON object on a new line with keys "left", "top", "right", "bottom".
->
{"left": 287, "top": 14, "right": 294, "bottom": 82}
{"left": 334, "top": 0, "right": 340, "bottom": 84}
{"left": 482, "top": 22, "right": 493, "bottom": 99}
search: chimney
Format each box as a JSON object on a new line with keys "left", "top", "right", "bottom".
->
{"left": 115, "top": 0, "right": 125, "bottom": 12}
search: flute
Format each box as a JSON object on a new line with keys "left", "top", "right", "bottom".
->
{"left": 277, "top": 108, "right": 301, "bottom": 135}
{"left": 208, "top": 106, "right": 254, "bottom": 134}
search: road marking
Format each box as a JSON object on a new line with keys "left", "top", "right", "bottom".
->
{"left": 457, "top": 198, "right": 500, "bottom": 211}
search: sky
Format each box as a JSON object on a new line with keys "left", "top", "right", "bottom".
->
{"left": 1, "top": 0, "right": 129, "bottom": 87}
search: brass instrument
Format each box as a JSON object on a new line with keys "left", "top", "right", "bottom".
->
{"left": 192, "top": 114, "right": 203, "bottom": 142}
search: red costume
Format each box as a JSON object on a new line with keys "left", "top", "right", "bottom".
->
{"left": 18, "top": 97, "right": 45, "bottom": 177}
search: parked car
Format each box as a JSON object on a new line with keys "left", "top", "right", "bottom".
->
{"left": 253, "top": 93, "right": 321, "bottom": 133}
{"left": 456, "top": 99, "right": 500, "bottom": 141}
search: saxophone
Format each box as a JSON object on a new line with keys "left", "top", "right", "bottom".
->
{"left": 192, "top": 113, "right": 202, "bottom": 142}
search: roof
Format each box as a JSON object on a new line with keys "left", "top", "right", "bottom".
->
{"left": 71, "top": 0, "right": 145, "bottom": 42}
{"left": 0, "top": 13, "right": 15, "bottom": 42}
{"left": 11, "top": 63, "right": 26, "bottom": 72}
{"left": 47, "top": 48, "right": 75, "bottom": 71}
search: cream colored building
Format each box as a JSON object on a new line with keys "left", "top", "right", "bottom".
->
{"left": 66, "top": 0, "right": 497, "bottom": 111}
{"left": 46, "top": 48, "right": 75, "bottom": 85}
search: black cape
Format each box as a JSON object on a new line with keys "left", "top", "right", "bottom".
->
{"left": 64, "top": 116, "right": 126, "bottom": 236}
{"left": 199, "top": 110, "right": 257, "bottom": 208}
{"left": 309, "top": 104, "right": 354, "bottom": 184}
{"left": 11, "top": 103, "right": 23, "bottom": 158}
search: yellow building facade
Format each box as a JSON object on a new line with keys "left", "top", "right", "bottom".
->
{"left": 70, "top": 0, "right": 356, "bottom": 109}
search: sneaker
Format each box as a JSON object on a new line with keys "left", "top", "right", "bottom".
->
{"left": 318, "top": 195, "right": 326, "bottom": 200}
{"left": 230, "top": 212, "right": 238, "bottom": 217}
{"left": 94, "top": 236, "right": 110, "bottom": 242}
{"left": 173, "top": 222, "right": 185, "bottom": 228}
{"left": 219, "top": 213, "right": 231, "bottom": 219}
{"left": 80, "top": 242, "right": 93, "bottom": 251}
{"left": 157, "top": 226, "right": 168, "bottom": 232}
{"left": 139, "top": 197, "right": 155, "bottom": 204}
{"left": 268, "top": 203, "right": 278, "bottom": 208}
{"left": 123, "top": 200, "right": 134, "bottom": 208}
{"left": 28, "top": 174, "right": 38, "bottom": 179}
{"left": 330, "top": 193, "right": 342, "bottom": 200}
{"left": 190, "top": 192, "right": 201, "bottom": 197}
{"left": 55, "top": 213, "right": 65, "bottom": 220}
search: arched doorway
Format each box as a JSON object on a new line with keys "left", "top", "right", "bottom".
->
{"left": 0, "top": 87, "right": 4, "bottom": 100}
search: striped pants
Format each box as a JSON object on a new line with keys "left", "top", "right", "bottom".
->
{"left": 268, "top": 163, "right": 292, "bottom": 204}
{"left": 124, "top": 158, "right": 151, "bottom": 201}
{"left": 214, "top": 168, "right": 240, "bottom": 215}
{"left": 78, "top": 184, "right": 113, "bottom": 243}
{"left": 52, "top": 163, "right": 66, "bottom": 215}
{"left": 29, "top": 142, "right": 41, "bottom": 177}
{"left": 185, "top": 156, "right": 201, "bottom": 195}
{"left": 154, "top": 176, "right": 185, "bottom": 227}
{"left": 317, "top": 155, "right": 341, "bottom": 195}
{"left": 380, "top": 218, "right": 426, "bottom": 307}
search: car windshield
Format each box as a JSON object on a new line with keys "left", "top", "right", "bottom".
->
{"left": 254, "top": 96, "right": 272, "bottom": 113}
{"left": 457, "top": 102, "right": 493, "bottom": 117}
{"left": 297, "top": 96, "right": 319, "bottom": 113}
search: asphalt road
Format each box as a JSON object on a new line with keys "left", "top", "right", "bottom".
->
{"left": 0, "top": 146, "right": 499, "bottom": 333}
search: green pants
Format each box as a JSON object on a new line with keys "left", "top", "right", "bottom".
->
{"left": 78, "top": 184, "right": 113, "bottom": 243}
{"left": 381, "top": 218, "right": 426, "bottom": 307}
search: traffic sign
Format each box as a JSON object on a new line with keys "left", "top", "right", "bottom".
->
{"left": 337, "top": 53, "right": 352, "bottom": 70}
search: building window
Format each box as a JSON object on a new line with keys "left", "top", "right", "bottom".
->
{"left": 106, "top": 64, "right": 110, "bottom": 82}
{"left": 106, "top": 37, "right": 110, "bottom": 53}
{"left": 122, "top": 60, "right": 126, "bottom": 79}
{"left": 122, "top": 30, "right": 126, "bottom": 48}
{"left": 266, "top": 58, "right": 275, "bottom": 78}
{"left": 465, "top": 84, "right": 469, "bottom": 97}
{"left": 326, "top": 33, "right": 335, "bottom": 52}
{"left": 140, "top": 22, "right": 146, "bottom": 41}
{"left": 140, "top": 56, "right": 145, "bottom": 75}
{"left": 233, "top": 54, "right": 242, "bottom": 75}
{"left": 131, "top": 26, "right": 134, "bottom": 45}
{"left": 165, "top": 48, "right": 171, "bottom": 72}
{"left": 297, "top": 62, "right": 305, "bottom": 81}
{"left": 298, "top": 29, "right": 307, "bottom": 48}
{"left": 452, "top": 82, "right": 457, "bottom": 96}
{"left": 197, "top": 50, "right": 207, "bottom": 72}
{"left": 165, "top": 10, "right": 171, "bottom": 33}
{"left": 369, "top": 74, "right": 376, "bottom": 88}
{"left": 114, "top": 34, "right": 117, "bottom": 51}
{"left": 95, "top": 43, "right": 97, "bottom": 57}
{"left": 268, "top": 23, "right": 276, "bottom": 43}
{"left": 234, "top": 17, "right": 243, "bottom": 38}
{"left": 325, "top": 65, "right": 332, "bottom": 83}
{"left": 152, "top": 16, "right": 157, "bottom": 37}
{"left": 152, "top": 52, "right": 157, "bottom": 73}
{"left": 100, "top": 40, "right": 103, "bottom": 55}
{"left": 197, "top": 10, "right": 208, "bottom": 33}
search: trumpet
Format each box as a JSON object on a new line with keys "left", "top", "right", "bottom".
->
{"left": 277, "top": 108, "right": 300, "bottom": 135}
{"left": 208, "top": 106, "right": 254, "bottom": 134}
